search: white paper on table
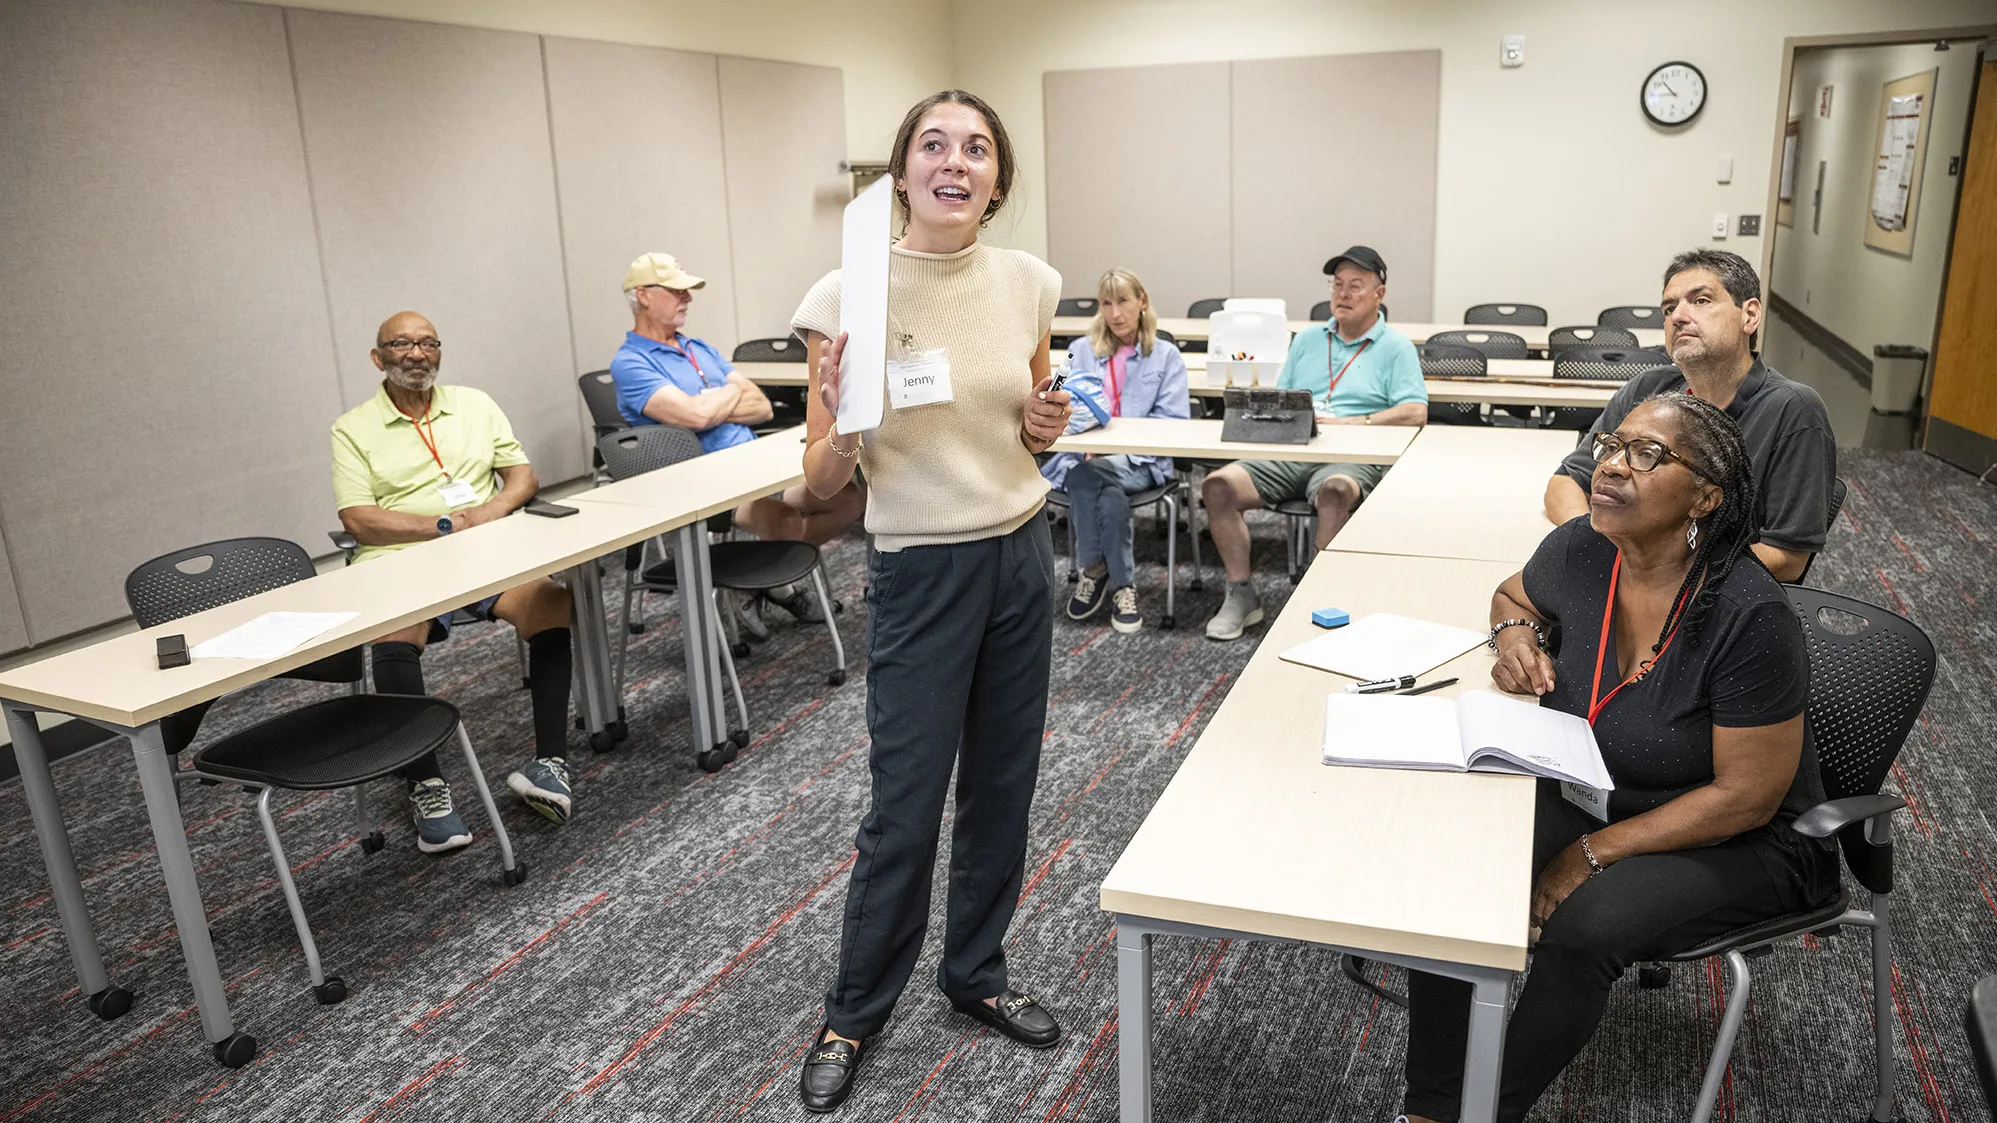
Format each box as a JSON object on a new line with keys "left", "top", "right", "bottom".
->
{"left": 836, "top": 176, "right": 892, "bottom": 435}
{"left": 189, "top": 612, "right": 359, "bottom": 661}
{"left": 1278, "top": 612, "right": 1486, "bottom": 682}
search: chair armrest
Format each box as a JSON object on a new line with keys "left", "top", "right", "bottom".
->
{"left": 327, "top": 529, "right": 358, "bottom": 552}
{"left": 1791, "top": 793, "right": 1906, "bottom": 839}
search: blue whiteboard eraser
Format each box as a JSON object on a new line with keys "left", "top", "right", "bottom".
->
{"left": 1311, "top": 608, "right": 1350, "bottom": 628}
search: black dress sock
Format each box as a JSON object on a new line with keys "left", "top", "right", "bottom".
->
{"left": 372, "top": 641, "right": 440, "bottom": 783}
{"left": 527, "top": 628, "right": 573, "bottom": 760}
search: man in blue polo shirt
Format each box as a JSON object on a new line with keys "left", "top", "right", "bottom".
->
{"left": 1201, "top": 246, "right": 1427, "bottom": 641}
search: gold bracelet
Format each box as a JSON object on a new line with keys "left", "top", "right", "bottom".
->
{"left": 828, "top": 434, "right": 861, "bottom": 459}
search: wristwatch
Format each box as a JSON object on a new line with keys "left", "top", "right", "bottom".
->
{"left": 436, "top": 516, "right": 454, "bottom": 537}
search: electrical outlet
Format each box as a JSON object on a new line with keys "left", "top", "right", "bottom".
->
{"left": 1738, "top": 214, "right": 1761, "bottom": 236}
{"left": 1712, "top": 212, "right": 1728, "bottom": 239}
{"left": 1501, "top": 35, "right": 1525, "bottom": 67}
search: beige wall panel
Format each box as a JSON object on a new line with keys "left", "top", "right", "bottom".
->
{"left": 0, "top": 0, "right": 343, "bottom": 644}
{"left": 0, "top": 528, "right": 28, "bottom": 655}
{"left": 717, "top": 57, "right": 848, "bottom": 343}
{"left": 1044, "top": 63, "right": 1232, "bottom": 319}
{"left": 544, "top": 36, "right": 739, "bottom": 388}
{"left": 287, "top": 9, "right": 584, "bottom": 483}
{"left": 1230, "top": 51, "right": 1440, "bottom": 321}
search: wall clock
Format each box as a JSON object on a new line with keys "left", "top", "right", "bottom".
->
{"left": 1642, "top": 61, "right": 1706, "bottom": 126}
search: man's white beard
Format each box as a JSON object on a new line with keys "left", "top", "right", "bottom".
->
{"left": 386, "top": 366, "right": 436, "bottom": 392}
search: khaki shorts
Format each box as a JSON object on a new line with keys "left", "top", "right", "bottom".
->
{"left": 1238, "top": 459, "right": 1388, "bottom": 508}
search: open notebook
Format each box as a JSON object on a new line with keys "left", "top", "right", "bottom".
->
{"left": 1321, "top": 690, "right": 1615, "bottom": 789}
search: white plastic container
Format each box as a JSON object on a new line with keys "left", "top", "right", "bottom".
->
{"left": 1870, "top": 344, "right": 1926, "bottom": 415}
{"left": 1206, "top": 308, "right": 1292, "bottom": 387}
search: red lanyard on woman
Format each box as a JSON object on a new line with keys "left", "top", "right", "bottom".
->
{"left": 1105, "top": 346, "right": 1131, "bottom": 417}
{"left": 396, "top": 402, "right": 452, "bottom": 478}
{"left": 664, "top": 337, "right": 715, "bottom": 389}
{"left": 1325, "top": 337, "right": 1373, "bottom": 398}
{"left": 1586, "top": 552, "right": 1697, "bottom": 726}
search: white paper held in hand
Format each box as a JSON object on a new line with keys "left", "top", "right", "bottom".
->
{"left": 836, "top": 176, "right": 893, "bottom": 436}
{"left": 189, "top": 612, "right": 359, "bottom": 661}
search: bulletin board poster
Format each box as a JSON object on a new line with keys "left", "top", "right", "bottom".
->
{"left": 1865, "top": 68, "right": 1937, "bottom": 257}
{"left": 1777, "top": 117, "right": 1801, "bottom": 228}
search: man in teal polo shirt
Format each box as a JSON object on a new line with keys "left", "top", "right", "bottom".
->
{"left": 1201, "top": 246, "right": 1427, "bottom": 641}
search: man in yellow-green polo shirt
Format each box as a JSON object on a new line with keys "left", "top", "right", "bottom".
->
{"left": 331, "top": 311, "right": 578, "bottom": 854}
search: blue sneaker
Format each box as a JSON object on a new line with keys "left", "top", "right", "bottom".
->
{"left": 508, "top": 757, "right": 573, "bottom": 824}
{"left": 408, "top": 778, "right": 473, "bottom": 854}
{"left": 1110, "top": 586, "right": 1143, "bottom": 634}
{"left": 1066, "top": 571, "right": 1109, "bottom": 620}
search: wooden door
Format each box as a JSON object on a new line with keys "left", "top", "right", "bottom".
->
{"left": 1928, "top": 58, "right": 1997, "bottom": 473}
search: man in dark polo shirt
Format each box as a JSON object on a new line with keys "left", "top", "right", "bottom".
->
{"left": 1544, "top": 249, "right": 1835, "bottom": 581}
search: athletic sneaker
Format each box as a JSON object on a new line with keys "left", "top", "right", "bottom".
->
{"left": 408, "top": 778, "right": 473, "bottom": 854}
{"left": 1066, "top": 571, "right": 1108, "bottom": 620}
{"left": 767, "top": 583, "right": 826, "bottom": 623}
{"left": 736, "top": 594, "right": 772, "bottom": 642}
{"left": 1110, "top": 587, "right": 1142, "bottom": 634}
{"left": 508, "top": 756, "right": 574, "bottom": 824}
{"left": 1204, "top": 582, "right": 1264, "bottom": 641}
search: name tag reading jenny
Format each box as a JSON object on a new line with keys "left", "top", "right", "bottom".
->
{"left": 887, "top": 348, "right": 954, "bottom": 409}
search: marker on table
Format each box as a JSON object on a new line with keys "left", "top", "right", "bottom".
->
{"left": 1345, "top": 674, "right": 1416, "bottom": 694}
{"left": 1397, "top": 677, "right": 1458, "bottom": 697}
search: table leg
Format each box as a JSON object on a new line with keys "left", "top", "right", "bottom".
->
{"left": 674, "top": 523, "right": 732, "bottom": 771}
{"left": 565, "top": 559, "right": 624, "bottom": 750}
{"left": 1115, "top": 918, "right": 1155, "bottom": 1123}
{"left": 3, "top": 703, "right": 130, "bottom": 1021}
{"left": 1459, "top": 969, "right": 1511, "bottom": 1123}
{"left": 126, "top": 721, "right": 255, "bottom": 1066}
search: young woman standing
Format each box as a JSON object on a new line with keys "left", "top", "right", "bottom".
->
{"left": 789, "top": 90, "right": 1071, "bottom": 1112}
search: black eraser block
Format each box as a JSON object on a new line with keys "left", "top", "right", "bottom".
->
{"left": 156, "top": 634, "right": 189, "bottom": 669}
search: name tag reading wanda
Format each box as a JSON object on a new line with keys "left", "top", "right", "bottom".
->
{"left": 887, "top": 348, "right": 953, "bottom": 409}
{"left": 1561, "top": 780, "right": 1611, "bottom": 823}
{"left": 438, "top": 478, "right": 479, "bottom": 507}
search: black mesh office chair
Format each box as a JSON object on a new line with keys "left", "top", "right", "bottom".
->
{"left": 1427, "top": 329, "right": 1530, "bottom": 360}
{"left": 125, "top": 538, "right": 524, "bottom": 1006}
{"left": 577, "top": 369, "right": 623, "bottom": 444}
{"left": 1309, "top": 300, "right": 1331, "bottom": 321}
{"left": 1155, "top": 328, "right": 1176, "bottom": 345}
{"left": 1545, "top": 347, "right": 1671, "bottom": 430}
{"left": 1548, "top": 324, "right": 1638, "bottom": 357}
{"left": 596, "top": 427, "right": 845, "bottom": 770}
{"left": 1793, "top": 477, "right": 1847, "bottom": 585}
{"left": 1463, "top": 303, "right": 1549, "bottom": 326}
{"left": 1186, "top": 298, "right": 1227, "bottom": 318}
{"left": 1598, "top": 305, "right": 1664, "bottom": 330}
{"left": 732, "top": 337, "right": 809, "bottom": 434}
{"left": 1418, "top": 343, "right": 1488, "bottom": 426}
{"left": 1636, "top": 585, "right": 1936, "bottom": 1123}
{"left": 1971, "top": 976, "right": 1997, "bottom": 1112}
{"left": 1056, "top": 296, "right": 1099, "bottom": 317}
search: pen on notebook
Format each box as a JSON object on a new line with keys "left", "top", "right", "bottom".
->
{"left": 1397, "top": 677, "right": 1458, "bottom": 697}
{"left": 1345, "top": 675, "right": 1416, "bottom": 694}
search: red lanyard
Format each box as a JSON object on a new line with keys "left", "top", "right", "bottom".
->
{"left": 1105, "top": 346, "right": 1131, "bottom": 418}
{"left": 1325, "top": 336, "right": 1373, "bottom": 398}
{"left": 396, "top": 402, "right": 451, "bottom": 479}
{"left": 1586, "top": 552, "right": 1696, "bottom": 726}
{"left": 664, "top": 337, "right": 714, "bottom": 388}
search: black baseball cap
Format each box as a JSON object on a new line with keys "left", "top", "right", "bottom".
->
{"left": 1323, "top": 245, "right": 1387, "bottom": 282}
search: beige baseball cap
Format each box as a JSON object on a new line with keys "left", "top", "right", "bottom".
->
{"left": 622, "top": 252, "right": 706, "bottom": 292}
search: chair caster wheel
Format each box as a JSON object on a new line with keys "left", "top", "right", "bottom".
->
{"left": 833, "top": 599, "right": 846, "bottom": 615}
{"left": 698, "top": 743, "right": 739, "bottom": 772}
{"left": 573, "top": 716, "right": 585, "bottom": 730}
{"left": 1638, "top": 965, "right": 1672, "bottom": 988}
{"left": 1189, "top": 577, "right": 1205, "bottom": 592}
{"left": 1161, "top": 615, "right": 1176, "bottom": 630}
{"left": 730, "top": 728, "right": 750, "bottom": 748}
{"left": 502, "top": 861, "right": 529, "bottom": 887}
{"left": 828, "top": 669, "right": 847, "bottom": 686}
{"left": 731, "top": 642, "right": 750, "bottom": 659}
{"left": 607, "top": 719, "right": 628, "bottom": 741}
{"left": 360, "top": 830, "right": 386, "bottom": 854}
{"left": 87, "top": 986, "right": 134, "bottom": 1021}
{"left": 1068, "top": 570, "right": 1080, "bottom": 584}
{"left": 521, "top": 676, "right": 531, "bottom": 690}
{"left": 590, "top": 729, "right": 617, "bottom": 753}
{"left": 313, "top": 976, "right": 347, "bottom": 1005}
{"left": 212, "top": 1032, "right": 257, "bottom": 1068}
{"left": 628, "top": 622, "right": 646, "bottom": 635}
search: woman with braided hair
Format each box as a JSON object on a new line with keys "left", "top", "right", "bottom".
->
{"left": 1397, "top": 392, "right": 1840, "bottom": 1123}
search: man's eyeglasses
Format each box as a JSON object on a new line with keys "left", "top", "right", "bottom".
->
{"left": 1591, "top": 431, "right": 1705, "bottom": 478}
{"left": 378, "top": 339, "right": 442, "bottom": 355}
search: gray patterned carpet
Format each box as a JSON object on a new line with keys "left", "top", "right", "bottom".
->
{"left": 2, "top": 448, "right": 1993, "bottom": 1123}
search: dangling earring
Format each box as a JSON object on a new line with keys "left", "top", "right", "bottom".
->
{"left": 1686, "top": 520, "right": 1700, "bottom": 550}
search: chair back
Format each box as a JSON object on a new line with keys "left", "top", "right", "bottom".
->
{"left": 1464, "top": 303, "right": 1549, "bottom": 326}
{"left": 1186, "top": 297, "right": 1227, "bottom": 318}
{"left": 577, "top": 370, "right": 624, "bottom": 436}
{"left": 1598, "top": 305, "right": 1663, "bottom": 329}
{"left": 1785, "top": 585, "right": 1936, "bottom": 884}
{"left": 1418, "top": 343, "right": 1487, "bottom": 426}
{"left": 1827, "top": 476, "right": 1848, "bottom": 530}
{"left": 1309, "top": 300, "right": 1331, "bottom": 321}
{"left": 1551, "top": 346, "right": 1670, "bottom": 382}
{"left": 124, "top": 538, "right": 361, "bottom": 683}
{"left": 596, "top": 425, "right": 704, "bottom": 480}
{"left": 1427, "top": 329, "right": 1529, "bottom": 360}
{"left": 1056, "top": 297, "right": 1098, "bottom": 317}
{"left": 1155, "top": 328, "right": 1176, "bottom": 345}
{"left": 731, "top": 336, "right": 805, "bottom": 363}
{"left": 1549, "top": 325, "right": 1638, "bottom": 355}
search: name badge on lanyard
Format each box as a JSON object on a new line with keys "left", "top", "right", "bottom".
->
{"left": 401, "top": 404, "right": 478, "bottom": 508}
{"left": 887, "top": 347, "right": 954, "bottom": 409}
{"left": 438, "top": 478, "right": 479, "bottom": 507}
{"left": 1561, "top": 781, "right": 1611, "bottom": 822}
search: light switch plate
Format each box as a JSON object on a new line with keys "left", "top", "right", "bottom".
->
{"left": 1717, "top": 156, "right": 1733, "bottom": 183}
{"left": 1501, "top": 35, "right": 1525, "bottom": 67}
{"left": 1712, "top": 212, "right": 1729, "bottom": 239}
{"left": 1738, "top": 214, "right": 1762, "bottom": 236}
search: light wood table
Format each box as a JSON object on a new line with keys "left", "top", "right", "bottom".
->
{"left": 734, "top": 359, "right": 1620, "bottom": 408}
{"left": 1049, "top": 416, "right": 1417, "bottom": 463}
{"left": 1329, "top": 426, "right": 1579, "bottom": 565}
{"left": 1051, "top": 316, "right": 1664, "bottom": 352}
{"left": 1103, "top": 550, "right": 1533, "bottom": 1122}
{"left": 0, "top": 497, "right": 675, "bottom": 1065}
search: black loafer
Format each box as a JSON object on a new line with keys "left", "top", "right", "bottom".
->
{"left": 799, "top": 1033, "right": 863, "bottom": 1113}
{"left": 950, "top": 989, "right": 1062, "bottom": 1048}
